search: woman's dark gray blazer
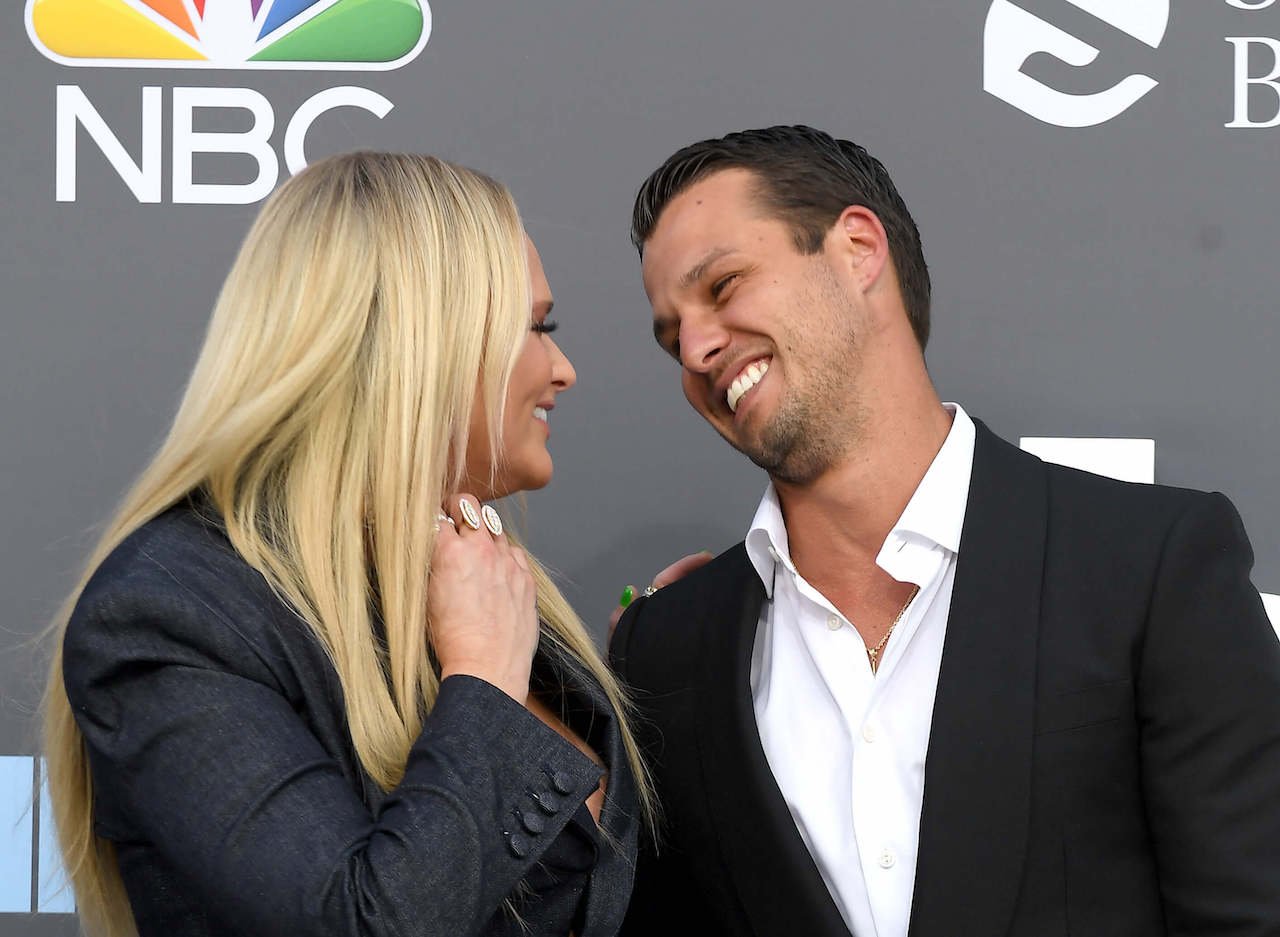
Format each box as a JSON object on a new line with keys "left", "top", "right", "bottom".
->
{"left": 62, "top": 500, "right": 639, "bottom": 937}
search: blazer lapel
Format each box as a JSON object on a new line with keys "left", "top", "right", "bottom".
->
{"left": 908, "top": 422, "right": 1046, "bottom": 937}
{"left": 695, "top": 547, "right": 853, "bottom": 937}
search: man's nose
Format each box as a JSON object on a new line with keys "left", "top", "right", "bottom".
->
{"left": 679, "top": 313, "right": 731, "bottom": 373}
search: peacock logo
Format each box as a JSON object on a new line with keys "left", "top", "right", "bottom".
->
{"left": 25, "top": 0, "right": 431, "bottom": 70}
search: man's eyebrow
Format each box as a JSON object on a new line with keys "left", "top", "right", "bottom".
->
{"left": 679, "top": 247, "right": 737, "bottom": 290}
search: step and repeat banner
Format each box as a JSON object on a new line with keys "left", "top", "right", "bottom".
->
{"left": 2, "top": 0, "right": 1277, "bottom": 930}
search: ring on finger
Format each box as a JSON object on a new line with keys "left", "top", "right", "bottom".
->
{"left": 481, "top": 504, "right": 503, "bottom": 536}
{"left": 643, "top": 584, "right": 659, "bottom": 597}
{"left": 435, "top": 512, "right": 456, "bottom": 529}
{"left": 458, "top": 499, "right": 483, "bottom": 531}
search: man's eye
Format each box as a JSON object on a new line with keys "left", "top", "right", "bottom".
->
{"left": 669, "top": 338, "right": 681, "bottom": 362}
{"left": 532, "top": 320, "right": 558, "bottom": 334}
{"left": 711, "top": 274, "right": 739, "bottom": 300}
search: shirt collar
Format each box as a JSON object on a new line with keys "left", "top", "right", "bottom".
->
{"left": 744, "top": 403, "right": 976, "bottom": 597}
{"left": 888, "top": 402, "right": 974, "bottom": 555}
{"left": 745, "top": 485, "right": 789, "bottom": 599}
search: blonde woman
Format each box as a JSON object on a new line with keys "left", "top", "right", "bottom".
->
{"left": 42, "top": 153, "right": 653, "bottom": 937}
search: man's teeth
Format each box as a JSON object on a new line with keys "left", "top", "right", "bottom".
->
{"left": 533, "top": 407, "right": 548, "bottom": 422}
{"left": 727, "top": 360, "right": 769, "bottom": 413}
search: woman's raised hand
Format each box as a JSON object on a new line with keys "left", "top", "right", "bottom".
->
{"left": 428, "top": 494, "right": 538, "bottom": 702}
{"left": 608, "top": 550, "right": 715, "bottom": 642}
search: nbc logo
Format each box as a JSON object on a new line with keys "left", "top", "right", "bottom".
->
{"left": 26, "top": 0, "right": 431, "bottom": 70}
{"left": 26, "top": 0, "right": 434, "bottom": 204}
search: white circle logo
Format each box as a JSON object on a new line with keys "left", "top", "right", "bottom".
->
{"left": 983, "top": 0, "right": 1170, "bottom": 127}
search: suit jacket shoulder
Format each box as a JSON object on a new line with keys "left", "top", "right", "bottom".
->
{"left": 611, "top": 543, "right": 754, "bottom": 691}
{"left": 69, "top": 501, "right": 335, "bottom": 715}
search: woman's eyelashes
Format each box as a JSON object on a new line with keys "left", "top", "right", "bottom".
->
{"left": 532, "top": 320, "right": 558, "bottom": 334}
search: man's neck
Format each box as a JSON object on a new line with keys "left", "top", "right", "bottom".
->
{"left": 775, "top": 393, "right": 954, "bottom": 583}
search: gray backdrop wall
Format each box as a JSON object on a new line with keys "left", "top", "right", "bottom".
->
{"left": 3, "top": 0, "right": 1278, "bottom": 930}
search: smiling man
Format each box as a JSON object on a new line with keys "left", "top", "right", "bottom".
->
{"left": 610, "top": 126, "right": 1280, "bottom": 937}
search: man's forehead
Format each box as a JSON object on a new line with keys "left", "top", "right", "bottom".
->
{"left": 655, "top": 168, "right": 761, "bottom": 229}
{"left": 644, "top": 172, "right": 757, "bottom": 256}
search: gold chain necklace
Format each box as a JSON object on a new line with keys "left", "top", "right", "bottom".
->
{"left": 866, "top": 585, "right": 919, "bottom": 676}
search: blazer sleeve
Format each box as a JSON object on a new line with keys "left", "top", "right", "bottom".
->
{"left": 63, "top": 564, "right": 605, "bottom": 937}
{"left": 1138, "top": 491, "right": 1280, "bottom": 935}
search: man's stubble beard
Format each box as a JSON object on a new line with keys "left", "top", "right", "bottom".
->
{"left": 738, "top": 368, "right": 856, "bottom": 485}
{"left": 733, "top": 263, "right": 866, "bottom": 485}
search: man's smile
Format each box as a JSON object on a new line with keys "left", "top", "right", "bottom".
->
{"left": 723, "top": 356, "right": 772, "bottom": 414}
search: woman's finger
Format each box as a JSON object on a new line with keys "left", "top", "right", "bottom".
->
{"left": 480, "top": 503, "right": 504, "bottom": 537}
{"left": 448, "top": 494, "right": 487, "bottom": 535}
{"left": 651, "top": 550, "right": 715, "bottom": 589}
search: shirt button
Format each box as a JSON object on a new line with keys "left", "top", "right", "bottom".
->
{"left": 826, "top": 615, "right": 841, "bottom": 631}
{"left": 878, "top": 848, "right": 897, "bottom": 869}
{"left": 861, "top": 723, "right": 877, "bottom": 743}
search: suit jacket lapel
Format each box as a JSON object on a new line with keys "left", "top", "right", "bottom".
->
{"left": 695, "top": 547, "right": 854, "bottom": 937}
{"left": 908, "top": 421, "right": 1046, "bottom": 937}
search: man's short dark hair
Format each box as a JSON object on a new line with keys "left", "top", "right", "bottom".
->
{"left": 631, "top": 125, "right": 931, "bottom": 349}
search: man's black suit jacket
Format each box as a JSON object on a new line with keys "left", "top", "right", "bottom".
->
{"left": 611, "top": 421, "right": 1280, "bottom": 937}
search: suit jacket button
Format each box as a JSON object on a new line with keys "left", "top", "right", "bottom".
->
{"left": 550, "top": 771, "right": 574, "bottom": 795}
{"left": 520, "top": 810, "right": 546, "bottom": 834}
{"left": 508, "top": 833, "right": 529, "bottom": 858}
{"left": 533, "top": 791, "right": 558, "bottom": 814}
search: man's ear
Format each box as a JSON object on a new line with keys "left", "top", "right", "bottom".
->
{"left": 833, "top": 205, "right": 890, "bottom": 293}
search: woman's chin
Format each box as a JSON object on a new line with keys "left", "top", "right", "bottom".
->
{"left": 489, "top": 462, "right": 553, "bottom": 499}
{"left": 514, "top": 471, "right": 553, "bottom": 495}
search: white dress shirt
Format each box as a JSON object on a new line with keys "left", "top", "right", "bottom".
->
{"left": 746, "top": 403, "right": 975, "bottom": 937}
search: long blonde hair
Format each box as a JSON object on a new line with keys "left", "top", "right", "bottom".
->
{"left": 42, "top": 152, "right": 655, "bottom": 937}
